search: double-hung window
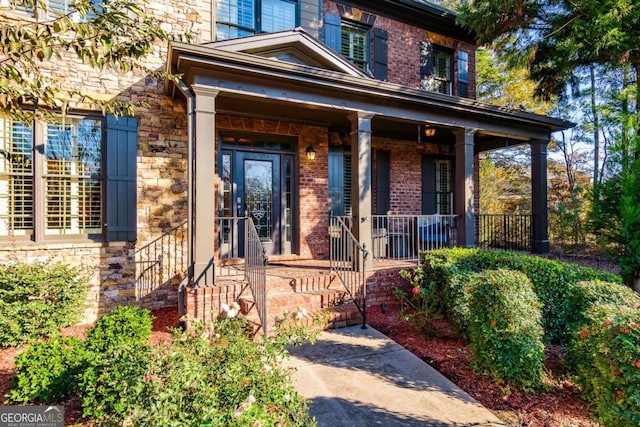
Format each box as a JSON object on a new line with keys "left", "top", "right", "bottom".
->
{"left": 420, "top": 42, "right": 454, "bottom": 95}
{"left": 341, "top": 22, "right": 370, "bottom": 73}
{"left": 216, "top": 0, "right": 297, "bottom": 41}
{"left": 0, "top": 114, "right": 137, "bottom": 242}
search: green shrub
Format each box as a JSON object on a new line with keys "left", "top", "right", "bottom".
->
{"left": 128, "top": 317, "right": 316, "bottom": 426}
{"left": 8, "top": 335, "right": 88, "bottom": 404}
{"left": 567, "top": 303, "right": 640, "bottom": 426}
{"left": 79, "top": 343, "right": 153, "bottom": 421}
{"left": 468, "top": 269, "right": 545, "bottom": 390}
{"left": 0, "top": 260, "right": 88, "bottom": 347}
{"left": 85, "top": 305, "right": 152, "bottom": 353}
{"left": 421, "top": 249, "right": 620, "bottom": 344}
{"left": 79, "top": 305, "right": 153, "bottom": 421}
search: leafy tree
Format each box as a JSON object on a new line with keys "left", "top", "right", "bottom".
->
{"left": 0, "top": 0, "right": 184, "bottom": 123}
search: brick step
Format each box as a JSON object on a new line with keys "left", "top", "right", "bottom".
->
{"left": 238, "top": 289, "right": 363, "bottom": 336}
{"left": 265, "top": 272, "right": 337, "bottom": 293}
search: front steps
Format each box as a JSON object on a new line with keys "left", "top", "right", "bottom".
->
{"left": 235, "top": 267, "right": 363, "bottom": 335}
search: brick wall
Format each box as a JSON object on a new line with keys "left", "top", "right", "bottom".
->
{"left": 372, "top": 137, "right": 454, "bottom": 215}
{"left": 323, "top": 0, "right": 476, "bottom": 99}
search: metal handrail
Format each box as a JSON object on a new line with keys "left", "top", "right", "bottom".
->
{"left": 244, "top": 214, "right": 268, "bottom": 336}
{"left": 135, "top": 220, "right": 188, "bottom": 300}
{"left": 329, "top": 216, "right": 369, "bottom": 328}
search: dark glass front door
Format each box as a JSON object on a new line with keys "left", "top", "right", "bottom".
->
{"left": 221, "top": 149, "right": 294, "bottom": 257}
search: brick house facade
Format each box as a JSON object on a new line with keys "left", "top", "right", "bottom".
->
{"left": 0, "top": 0, "right": 571, "bottom": 323}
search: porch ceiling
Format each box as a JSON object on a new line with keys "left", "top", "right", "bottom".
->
{"left": 167, "top": 39, "right": 574, "bottom": 144}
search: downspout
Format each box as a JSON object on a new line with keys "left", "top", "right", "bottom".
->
{"left": 175, "top": 79, "right": 195, "bottom": 318}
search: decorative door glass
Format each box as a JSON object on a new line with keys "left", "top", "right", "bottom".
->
{"left": 244, "top": 159, "right": 273, "bottom": 242}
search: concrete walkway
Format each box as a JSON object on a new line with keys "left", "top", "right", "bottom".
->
{"left": 286, "top": 325, "right": 506, "bottom": 427}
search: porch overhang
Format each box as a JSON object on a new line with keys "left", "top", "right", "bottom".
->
{"left": 166, "top": 38, "right": 574, "bottom": 147}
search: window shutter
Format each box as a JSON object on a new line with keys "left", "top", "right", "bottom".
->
{"left": 324, "top": 14, "right": 341, "bottom": 52}
{"left": 373, "top": 28, "right": 388, "bottom": 81}
{"left": 421, "top": 155, "right": 436, "bottom": 214}
{"left": 105, "top": 115, "right": 138, "bottom": 241}
{"left": 328, "top": 147, "right": 345, "bottom": 216}
{"left": 420, "top": 41, "right": 436, "bottom": 91}
{"left": 457, "top": 50, "right": 469, "bottom": 97}
{"left": 375, "top": 150, "right": 390, "bottom": 214}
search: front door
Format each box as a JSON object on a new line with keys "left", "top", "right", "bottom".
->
{"left": 220, "top": 149, "right": 294, "bottom": 257}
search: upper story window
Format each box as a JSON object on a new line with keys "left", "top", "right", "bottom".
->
{"left": 340, "top": 22, "right": 370, "bottom": 73}
{"left": 420, "top": 41, "right": 453, "bottom": 95}
{"left": 216, "top": 0, "right": 298, "bottom": 41}
{"left": 0, "top": 114, "right": 138, "bottom": 242}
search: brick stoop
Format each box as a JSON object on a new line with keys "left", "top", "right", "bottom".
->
{"left": 237, "top": 272, "right": 364, "bottom": 335}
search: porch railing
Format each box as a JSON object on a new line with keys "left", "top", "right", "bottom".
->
{"left": 476, "top": 213, "right": 534, "bottom": 252}
{"left": 371, "top": 214, "right": 458, "bottom": 262}
{"left": 329, "top": 216, "right": 368, "bottom": 328}
{"left": 244, "top": 215, "right": 268, "bottom": 336}
{"left": 135, "top": 220, "right": 188, "bottom": 300}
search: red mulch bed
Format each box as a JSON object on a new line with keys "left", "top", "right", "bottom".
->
{"left": 368, "top": 304, "right": 597, "bottom": 427}
{"left": 1, "top": 306, "right": 597, "bottom": 426}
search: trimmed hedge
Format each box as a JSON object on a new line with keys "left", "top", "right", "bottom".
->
{"left": 417, "top": 248, "right": 640, "bottom": 424}
{"left": 468, "top": 269, "right": 545, "bottom": 390}
{"left": 0, "top": 260, "right": 88, "bottom": 347}
{"left": 567, "top": 303, "right": 640, "bottom": 426}
{"left": 421, "top": 248, "right": 620, "bottom": 344}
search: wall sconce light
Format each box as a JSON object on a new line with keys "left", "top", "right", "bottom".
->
{"left": 306, "top": 145, "right": 316, "bottom": 161}
{"left": 424, "top": 126, "right": 436, "bottom": 137}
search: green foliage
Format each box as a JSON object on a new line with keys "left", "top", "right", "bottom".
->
{"left": 79, "top": 343, "right": 153, "bottom": 421}
{"left": 394, "top": 267, "right": 442, "bottom": 336}
{"left": 127, "top": 318, "right": 315, "bottom": 426}
{"left": 421, "top": 248, "right": 620, "bottom": 344}
{"left": 567, "top": 304, "right": 640, "bottom": 426}
{"left": 0, "top": 260, "right": 88, "bottom": 347}
{"left": 467, "top": 269, "right": 545, "bottom": 390}
{"left": 8, "top": 335, "right": 88, "bottom": 404}
{"left": 8, "top": 305, "right": 317, "bottom": 426}
{"left": 84, "top": 305, "right": 153, "bottom": 353}
{"left": 78, "top": 306, "right": 154, "bottom": 420}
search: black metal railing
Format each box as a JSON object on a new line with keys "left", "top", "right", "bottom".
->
{"left": 371, "top": 214, "right": 458, "bottom": 262}
{"left": 476, "top": 213, "right": 534, "bottom": 252}
{"left": 135, "top": 221, "right": 188, "bottom": 300}
{"left": 245, "top": 215, "right": 268, "bottom": 336}
{"left": 329, "top": 216, "right": 368, "bottom": 328}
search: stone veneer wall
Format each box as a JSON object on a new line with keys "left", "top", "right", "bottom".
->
{"left": 0, "top": 0, "right": 199, "bottom": 322}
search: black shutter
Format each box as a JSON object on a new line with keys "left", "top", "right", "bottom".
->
{"left": 105, "top": 114, "right": 138, "bottom": 241}
{"left": 376, "top": 150, "right": 390, "bottom": 214}
{"left": 420, "top": 40, "right": 435, "bottom": 91}
{"left": 373, "top": 28, "right": 388, "bottom": 81}
{"left": 328, "top": 147, "right": 345, "bottom": 216}
{"left": 324, "top": 14, "right": 341, "bottom": 52}
{"left": 457, "top": 50, "right": 469, "bottom": 97}
{"left": 421, "top": 155, "right": 436, "bottom": 214}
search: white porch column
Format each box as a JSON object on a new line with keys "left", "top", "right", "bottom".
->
{"left": 531, "top": 138, "right": 550, "bottom": 253}
{"left": 350, "top": 112, "right": 374, "bottom": 271}
{"left": 190, "top": 86, "right": 219, "bottom": 286}
{"left": 454, "top": 128, "right": 476, "bottom": 247}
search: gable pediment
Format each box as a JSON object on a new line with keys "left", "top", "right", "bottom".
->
{"left": 201, "top": 29, "right": 371, "bottom": 78}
